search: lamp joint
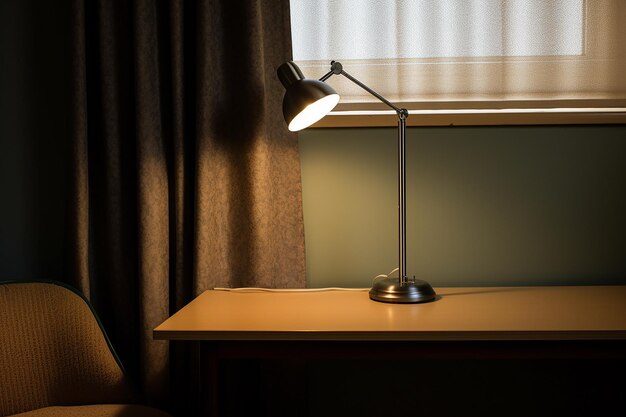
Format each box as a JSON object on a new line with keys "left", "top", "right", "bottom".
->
{"left": 330, "top": 61, "right": 343, "bottom": 75}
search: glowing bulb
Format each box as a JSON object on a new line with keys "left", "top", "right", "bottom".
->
{"left": 288, "top": 94, "right": 340, "bottom": 131}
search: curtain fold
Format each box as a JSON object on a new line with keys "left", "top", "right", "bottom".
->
{"left": 67, "top": 0, "right": 305, "bottom": 411}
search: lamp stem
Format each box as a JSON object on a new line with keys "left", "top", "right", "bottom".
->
{"left": 321, "top": 60, "right": 412, "bottom": 285}
{"left": 398, "top": 114, "right": 407, "bottom": 285}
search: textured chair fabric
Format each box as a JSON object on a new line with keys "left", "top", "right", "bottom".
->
{"left": 0, "top": 282, "right": 171, "bottom": 417}
{"left": 8, "top": 404, "right": 173, "bottom": 417}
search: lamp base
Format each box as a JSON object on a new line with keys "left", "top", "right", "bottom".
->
{"left": 369, "top": 277, "right": 436, "bottom": 304}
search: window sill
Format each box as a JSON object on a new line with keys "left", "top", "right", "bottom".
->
{"left": 310, "top": 108, "right": 626, "bottom": 128}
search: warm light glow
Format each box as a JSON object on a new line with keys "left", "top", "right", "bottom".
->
{"left": 288, "top": 94, "right": 340, "bottom": 131}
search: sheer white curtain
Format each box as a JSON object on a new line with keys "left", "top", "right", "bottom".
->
{"left": 290, "top": 0, "right": 626, "bottom": 117}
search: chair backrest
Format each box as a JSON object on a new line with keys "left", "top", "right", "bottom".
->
{"left": 0, "top": 281, "right": 134, "bottom": 416}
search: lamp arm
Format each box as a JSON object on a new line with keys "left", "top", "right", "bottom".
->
{"left": 320, "top": 60, "right": 410, "bottom": 284}
{"left": 319, "top": 61, "right": 408, "bottom": 120}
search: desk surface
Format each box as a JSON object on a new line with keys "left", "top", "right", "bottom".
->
{"left": 153, "top": 286, "right": 626, "bottom": 341}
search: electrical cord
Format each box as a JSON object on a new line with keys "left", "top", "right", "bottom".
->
{"left": 213, "top": 287, "right": 368, "bottom": 292}
{"left": 213, "top": 267, "right": 400, "bottom": 293}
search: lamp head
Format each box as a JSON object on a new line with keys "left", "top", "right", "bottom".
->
{"left": 277, "top": 61, "right": 339, "bottom": 131}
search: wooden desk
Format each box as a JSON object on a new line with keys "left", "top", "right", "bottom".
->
{"left": 154, "top": 286, "right": 626, "bottom": 341}
{"left": 154, "top": 286, "right": 626, "bottom": 416}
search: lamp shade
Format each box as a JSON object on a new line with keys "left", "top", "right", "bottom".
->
{"left": 277, "top": 61, "right": 339, "bottom": 131}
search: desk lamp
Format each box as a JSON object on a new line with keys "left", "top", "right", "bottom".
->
{"left": 277, "top": 61, "right": 436, "bottom": 304}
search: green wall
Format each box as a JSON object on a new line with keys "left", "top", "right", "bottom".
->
{"left": 299, "top": 125, "right": 626, "bottom": 288}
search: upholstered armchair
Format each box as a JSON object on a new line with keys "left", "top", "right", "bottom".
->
{"left": 0, "top": 281, "right": 172, "bottom": 417}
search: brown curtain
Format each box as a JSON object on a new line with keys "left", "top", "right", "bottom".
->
{"left": 67, "top": 0, "right": 305, "bottom": 411}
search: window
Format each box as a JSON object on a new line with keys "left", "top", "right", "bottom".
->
{"left": 290, "top": 0, "right": 626, "bottom": 126}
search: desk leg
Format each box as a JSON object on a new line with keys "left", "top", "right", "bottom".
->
{"left": 200, "top": 342, "right": 220, "bottom": 417}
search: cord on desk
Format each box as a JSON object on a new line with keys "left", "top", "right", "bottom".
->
{"left": 213, "top": 268, "right": 400, "bottom": 292}
{"left": 213, "top": 287, "right": 369, "bottom": 292}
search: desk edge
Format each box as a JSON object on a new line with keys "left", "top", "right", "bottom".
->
{"left": 153, "top": 329, "right": 626, "bottom": 342}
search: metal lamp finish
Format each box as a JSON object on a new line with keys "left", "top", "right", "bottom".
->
{"left": 277, "top": 61, "right": 436, "bottom": 304}
{"left": 277, "top": 61, "right": 339, "bottom": 131}
{"left": 369, "top": 277, "right": 436, "bottom": 303}
{"left": 284, "top": 84, "right": 339, "bottom": 131}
